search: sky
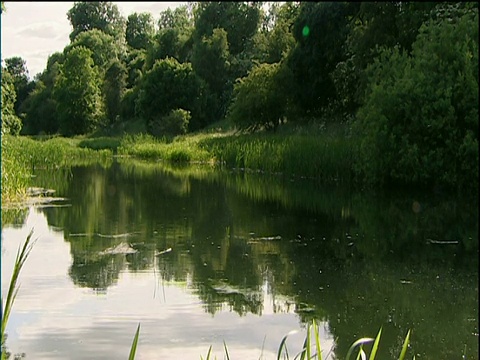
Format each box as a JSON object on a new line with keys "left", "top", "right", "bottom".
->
{"left": 1, "top": 2, "right": 185, "bottom": 78}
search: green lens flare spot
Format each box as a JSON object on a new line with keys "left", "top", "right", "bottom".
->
{"left": 302, "top": 25, "right": 310, "bottom": 37}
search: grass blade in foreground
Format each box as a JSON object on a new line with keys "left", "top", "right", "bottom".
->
{"left": 128, "top": 323, "right": 141, "bottom": 360}
{"left": 398, "top": 330, "right": 411, "bottom": 360}
{"left": 223, "top": 340, "right": 231, "bottom": 360}
{"left": 368, "top": 327, "right": 382, "bottom": 360}
{"left": 201, "top": 345, "right": 212, "bottom": 360}
{"left": 1, "top": 229, "right": 36, "bottom": 352}
{"left": 345, "top": 337, "right": 374, "bottom": 360}
{"left": 277, "top": 330, "right": 298, "bottom": 360}
{"left": 312, "top": 320, "right": 323, "bottom": 360}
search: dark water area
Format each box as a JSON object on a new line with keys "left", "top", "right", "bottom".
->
{"left": 2, "top": 159, "right": 478, "bottom": 359}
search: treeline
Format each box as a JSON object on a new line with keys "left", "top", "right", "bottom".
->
{"left": 1, "top": 2, "right": 478, "bottom": 189}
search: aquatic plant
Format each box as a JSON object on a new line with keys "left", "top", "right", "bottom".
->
{"left": 1, "top": 135, "right": 112, "bottom": 204}
{"left": 1, "top": 230, "right": 36, "bottom": 360}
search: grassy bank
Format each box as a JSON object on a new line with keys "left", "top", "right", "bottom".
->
{"left": 114, "top": 123, "right": 358, "bottom": 184}
{"left": 1, "top": 126, "right": 359, "bottom": 203}
{"left": 1, "top": 135, "right": 112, "bottom": 204}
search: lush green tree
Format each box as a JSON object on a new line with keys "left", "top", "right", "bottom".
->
{"left": 65, "top": 29, "right": 122, "bottom": 72}
{"left": 354, "top": 3, "right": 478, "bottom": 190}
{"left": 67, "top": 1, "right": 126, "bottom": 42}
{"left": 342, "top": 2, "right": 438, "bottom": 112}
{"left": 4, "top": 56, "right": 34, "bottom": 115}
{"left": 192, "top": 1, "right": 262, "bottom": 86}
{"left": 103, "top": 59, "right": 127, "bottom": 124}
{"left": 145, "top": 29, "right": 183, "bottom": 68}
{"left": 136, "top": 57, "right": 207, "bottom": 133}
{"left": 191, "top": 28, "right": 231, "bottom": 122}
{"left": 193, "top": 2, "right": 261, "bottom": 56}
{"left": 158, "top": 5, "right": 193, "bottom": 32}
{"left": 126, "top": 12, "right": 155, "bottom": 50}
{"left": 263, "top": 2, "right": 299, "bottom": 64}
{"left": 20, "top": 81, "right": 58, "bottom": 135}
{"left": 53, "top": 46, "right": 106, "bottom": 136}
{"left": 227, "top": 62, "right": 291, "bottom": 132}
{"left": 145, "top": 6, "right": 194, "bottom": 69}
{"left": 124, "top": 48, "right": 146, "bottom": 88}
{"left": 1, "top": 69, "right": 22, "bottom": 135}
{"left": 287, "top": 2, "right": 357, "bottom": 119}
{"left": 119, "top": 87, "right": 140, "bottom": 122}
{"left": 21, "top": 52, "right": 63, "bottom": 135}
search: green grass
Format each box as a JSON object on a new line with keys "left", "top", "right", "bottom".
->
{"left": 1, "top": 135, "right": 113, "bottom": 204}
{"left": 115, "top": 124, "right": 359, "bottom": 185}
{"left": 117, "top": 133, "right": 214, "bottom": 163}
{"left": 196, "top": 321, "right": 414, "bottom": 360}
{"left": 199, "top": 132, "right": 359, "bottom": 184}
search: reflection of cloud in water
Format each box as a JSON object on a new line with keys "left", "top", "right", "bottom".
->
{"left": 2, "top": 207, "right": 335, "bottom": 359}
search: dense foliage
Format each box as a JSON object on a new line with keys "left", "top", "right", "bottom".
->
{"left": 2, "top": 1, "right": 478, "bottom": 191}
{"left": 354, "top": 3, "right": 478, "bottom": 190}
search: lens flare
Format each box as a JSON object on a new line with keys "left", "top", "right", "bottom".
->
{"left": 302, "top": 25, "right": 310, "bottom": 37}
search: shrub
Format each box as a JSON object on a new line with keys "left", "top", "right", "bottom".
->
{"left": 353, "top": 3, "right": 478, "bottom": 190}
{"left": 148, "top": 108, "right": 191, "bottom": 137}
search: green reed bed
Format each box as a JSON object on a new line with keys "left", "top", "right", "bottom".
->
{"left": 1, "top": 135, "right": 112, "bottom": 204}
{"left": 199, "top": 133, "right": 359, "bottom": 183}
{"left": 117, "top": 133, "right": 213, "bottom": 164}
{"left": 78, "top": 136, "right": 122, "bottom": 152}
{"left": 1, "top": 136, "right": 31, "bottom": 203}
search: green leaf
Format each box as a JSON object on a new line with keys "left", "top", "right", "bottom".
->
{"left": 346, "top": 337, "right": 374, "bottom": 360}
{"left": 128, "top": 323, "right": 141, "bottom": 360}
{"left": 398, "top": 330, "right": 411, "bottom": 360}
{"left": 313, "top": 320, "right": 323, "bottom": 360}
{"left": 368, "top": 327, "right": 382, "bottom": 360}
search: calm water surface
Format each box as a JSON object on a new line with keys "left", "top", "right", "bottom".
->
{"left": 2, "top": 159, "right": 478, "bottom": 359}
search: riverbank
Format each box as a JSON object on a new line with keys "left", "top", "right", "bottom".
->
{"left": 1, "top": 119, "right": 476, "bottom": 205}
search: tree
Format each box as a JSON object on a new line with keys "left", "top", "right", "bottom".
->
{"left": 4, "top": 56, "right": 33, "bottom": 115}
{"left": 193, "top": 2, "right": 261, "bottom": 56}
{"left": 21, "top": 52, "right": 63, "bottom": 134}
{"left": 287, "top": 2, "right": 357, "bottom": 119}
{"left": 227, "top": 62, "right": 291, "bottom": 132}
{"left": 136, "top": 57, "right": 207, "bottom": 133}
{"left": 67, "top": 1, "right": 126, "bottom": 42}
{"left": 124, "top": 48, "right": 146, "bottom": 88}
{"left": 103, "top": 59, "right": 127, "bottom": 124}
{"left": 1, "top": 69, "right": 22, "bottom": 135}
{"left": 192, "top": 28, "right": 230, "bottom": 98}
{"left": 65, "top": 29, "right": 122, "bottom": 72}
{"left": 354, "top": 3, "right": 478, "bottom": 190}
{"left": 126, "top": 12, "right": 155, "bottom": 50}
{"left": 53, "top": 46, "right": 105, "bottom": 136}
{"left": 263, "top": 2, "right": 299, "bottom": 64}
{"left": 158, "top": 5, "right": 193, "bottom": 32}
{"left": 145, "top": 6, "right": 194, "bottom": 69}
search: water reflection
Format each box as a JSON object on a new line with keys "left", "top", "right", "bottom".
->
{"left": 2, "top": 159, "right": 478, "bottom": 359}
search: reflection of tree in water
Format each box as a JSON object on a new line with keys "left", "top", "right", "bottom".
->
{"left": 32, "top": 160, "right": 478, "bottom": 357}
{"left": 69, "top": 253, "right": 125, "bottom": 292}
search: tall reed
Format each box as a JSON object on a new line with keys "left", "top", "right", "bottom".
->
{"left": 1, "top": 230, "right": 36, "bottom": 360}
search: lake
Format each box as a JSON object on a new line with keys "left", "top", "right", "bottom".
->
{"left": 1, "top": 159, "right": 478, "bottom": 359}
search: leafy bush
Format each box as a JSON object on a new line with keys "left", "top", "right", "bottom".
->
{"left": 227, "top": 62, "right": 291, "bottom": 132}
{"left": 354, "top": 3, "right": 478, "bottom": 190}
{"left": 136, "top": 57, "right": 207, "bottom": 133}
{"left": 148, "top": 108, "right": 191, "bottom": 137}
